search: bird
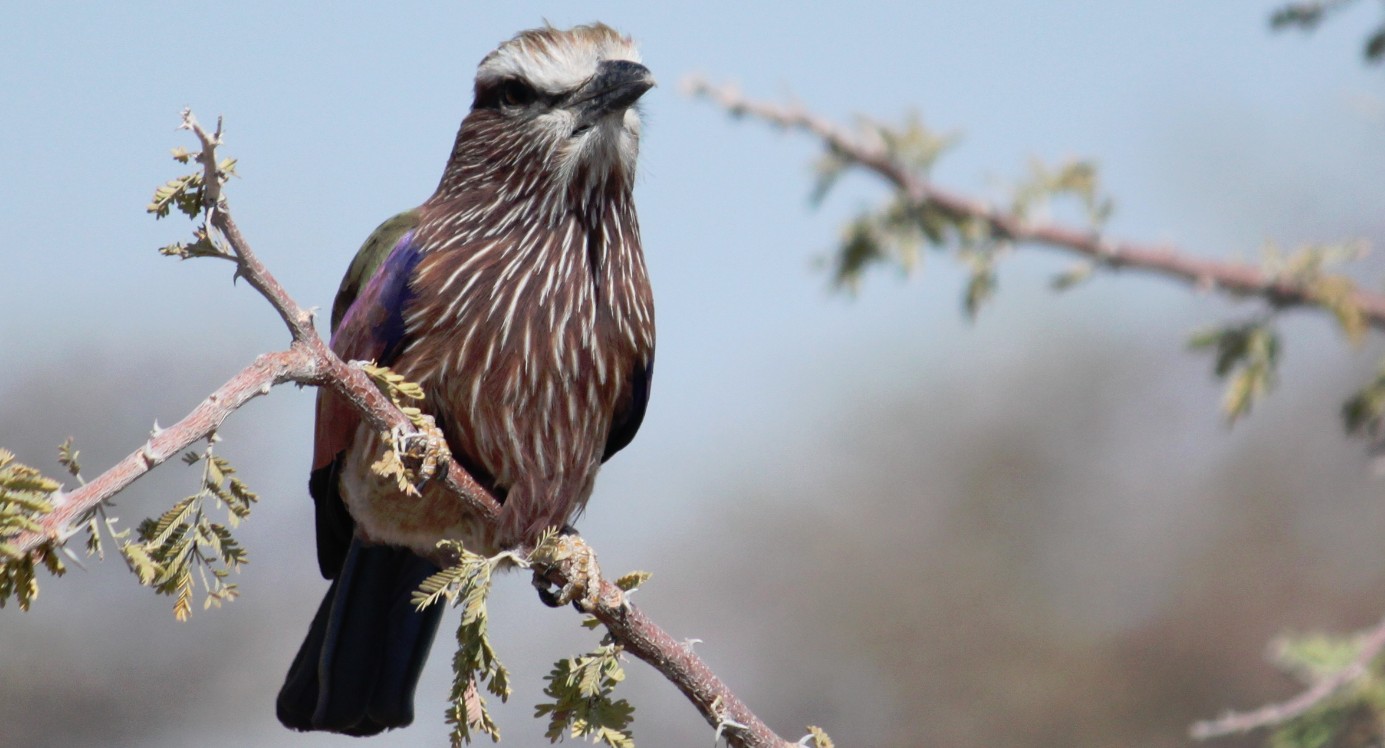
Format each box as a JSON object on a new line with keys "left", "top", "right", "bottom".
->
{"left": 276, "top": 23, "right": 655, "bottom": 736}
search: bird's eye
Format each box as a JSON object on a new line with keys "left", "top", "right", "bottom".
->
{"left": 498, "top": 80, "right": 537, "bottom": 108}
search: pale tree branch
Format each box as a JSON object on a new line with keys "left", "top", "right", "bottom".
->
{"left": 1190, "top": 614, "right": 1385, "bottom": 739}
{"left": 684, "top": 75, "right": 1385, "bottom": 744}
{"left": 181, "top": 110, "right": 319, "bottom": 345}
{"left": 586, "top": 582, "right": 791, "bottom": 747}
{"left": 9, "top": 112, "right": 796, "bottom": 748}
{"left": 683, "top": 77, "right": 1385, "bottom": 331}
{"left": 12, "top": 347, "right": 315, "bottom": 554}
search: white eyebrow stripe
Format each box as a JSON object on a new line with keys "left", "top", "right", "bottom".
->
{"left": 476, "top": 31, "right": 642, "bottom": 96}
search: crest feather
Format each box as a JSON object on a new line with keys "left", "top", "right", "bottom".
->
{"left": 476, "top": 23, "right": 641, "bottom": 95}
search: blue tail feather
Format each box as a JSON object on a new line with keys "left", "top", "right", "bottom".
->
{"left": 277, "top": 539, "right": 444, "bottom": 736}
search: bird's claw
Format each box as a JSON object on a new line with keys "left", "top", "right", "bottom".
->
{"left": 375, "top": 417, "right": 451, "bottom": 496}
{"left": 529, "top": 531, "right": 610, "bottom": 611}
{"left": 399, "top": 416, "right": 450, "bottom": 483}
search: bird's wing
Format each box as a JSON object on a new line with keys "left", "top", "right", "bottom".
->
{"left": 602, "top": 352, "right": 654, "bottom": 462}
{"left": 329, "top": 210, "right": 422, "bottom": 332}
{"left": 310, "top": 211, "right": 424, "bottom": 577}
{"left": 313, "top": 210, "right": 423, "bottom": 468}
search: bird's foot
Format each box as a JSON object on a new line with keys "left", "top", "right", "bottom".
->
{"left": 529, "top": 529, "right": 611, "bottom": 611}
{"left": 375, "top": 416, "right": 450, "bottom": 496}
{"left": 399, "top": 415, "right": 450, "bottom": 483}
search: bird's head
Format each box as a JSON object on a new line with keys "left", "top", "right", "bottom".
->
{"left": 441, "top": 23, "right": 653, "bottom": 206}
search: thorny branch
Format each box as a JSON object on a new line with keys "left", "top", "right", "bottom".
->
{"left": 10, "top": 112, "right": 795, "bottom": 748}
{"left": 684, "top": 77, "right": 1385, "bottom": 331}
{"left": 1190, "top": 614, "right": 1385, "bottom": 739}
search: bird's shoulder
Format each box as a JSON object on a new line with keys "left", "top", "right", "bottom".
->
{"left": 331, "top": 208, "right": 424, "bottom": 333}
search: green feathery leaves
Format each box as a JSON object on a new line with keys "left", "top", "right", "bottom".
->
{"left": 534, "top": 643, "right": 635, "bottom": 747}
{"left": 146, "top": 150, "right": 237, "bottom": 220}
{"left": 1259, "top": 240, "right": 1370, "bottom": 345}
{"left": 1188, "top": 321, "right": 1281, "bottom": 424}
{"left": 813, "top": 113, "right": 1113, "bottom": 320}
{"left": 815, "top": 115, "right": 961, "bottom": 292}
{"left": 1271, "top": 0, "right": 1385, "bottom": 64}
{"left": 613, "top": 570, "right": 652, "bottom": 593}
{"left": 804, "top": 725, "right": 836, "bottom": 748}
{"left": 147, "top": 172, "right": 204, "bottom": 221}
{"left": 415, "top": 539, "right": 515, "bottom": 746}
{"left": 120, "top": 444, "right": 256, "bottom": 620}
{"left": 1011, "top": 158, "right": 1111, "bottom": 229}
{"left": 1264, "top": 630, "right": 1385, "bottom": 748}
{"left": 0, "top": 449, "right": 65, "bottom": 611}
{"left": 361, "top": 361, "right": 428, "bottom": 407}
{"left": 1343, "top": 366, "right": 1385, "bottom": 442}
{"left": 159, "top": 227, "right": 226, "bottom": 260}
{"left": 1186, "top": 242, "right": 1373, "bottom": 428}
{"left": 149, "top": 143, "right": 236, "bottom": 261}
{"left": 56, "top": 437, "right": 81, "bottom": 480}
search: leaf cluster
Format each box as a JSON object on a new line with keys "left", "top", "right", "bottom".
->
{"left": 121, "top": 447, "right": 257, "bottom": 620}
{"left": 1271, "top": 1, "right": 1385, "bottom": 63}
{"left": 146, "top": 148, "right": 237, "bottom": 220}
{"left": 1189, "top": 322, "right": 1281, "bottom": 424}
{"left": 414, "top": 539, "right": 513, "bottom": 745}
{"left": 527, "top": 531, "right": 644, "bottom": 746}
{"left": 1188, "top": 242, "right": 1372, "bottom": 427}
{"left": 1265, "top": 631, "right": 1385, "bottom": 748}
{"left": 808, "top": 109, "right": 1385, "bottom": 443}
{"left": 816, "top": 115, "right": 1113, "bottom": 321}
{"left": 815, "top": 116, "right": 965, "bottom": 292}
{"left": 1262, "top": 241, "right": 1370, "bottom": 339}
{"left": 148, "top": 147, "right": 236, "bottom": 259}
{"left": 1011, "top": 158, "right": 1112, "bottom": 229}
{"left": 1342, "top": 367, "right": 1385, "bottom": 443}
{"left": 803, "top": 725, "right": 836, "bottom": 748}
{"left": 420, "top": 535, "right": 654, "bottom": 746}
{"left": 534, "top": 644, "right": 635, "bottom": 748}
{"left": 0, "top": 450, "right": 65, "bottom": 611}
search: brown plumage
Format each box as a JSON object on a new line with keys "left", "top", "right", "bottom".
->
{"left": 279, "top": 23, "right": 655, "bottom": 735}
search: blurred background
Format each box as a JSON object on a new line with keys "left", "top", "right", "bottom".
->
{"left": 5, "top": 2, "right": 1385, "bottom": 746}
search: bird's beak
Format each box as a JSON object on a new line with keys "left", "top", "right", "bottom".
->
{"left": 570, "top": 60, "right": 655, "bottom": 134}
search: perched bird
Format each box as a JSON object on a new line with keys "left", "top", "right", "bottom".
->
{"left": 277, "top": 23, "right": 656, "bottom": 736}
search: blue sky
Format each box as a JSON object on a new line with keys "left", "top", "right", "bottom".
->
{"left": 6, "top": 1, "right": 1382, "bottom": 508}
{"left": 4, "top": 2, "right": 1385, "bottom": 745}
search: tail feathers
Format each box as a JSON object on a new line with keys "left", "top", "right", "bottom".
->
{"left": 277, "top": 539, "right": 444, "bottom": 736}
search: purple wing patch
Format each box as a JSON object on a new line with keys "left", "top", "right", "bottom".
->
{"left": 331, "top": 230, "right": 423, "bottom": 366}
{"left": 314, "top": 231, "right": 423, "bottom": 470}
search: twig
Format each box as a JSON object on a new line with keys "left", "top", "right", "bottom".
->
{"left": 181, "top": 110, "right": 316, "bottom": 343}
{"left": 10, "top": 111, "right": 793, "bottom": 748}
{"left": 12, "top": 347, "right": 314, "bottom": 552}
{"left": 683, "top": 77, "right": 1385, "bottom": 330}
{"left": 1190, "top": 614, "right": 1385, "bottom": 739}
